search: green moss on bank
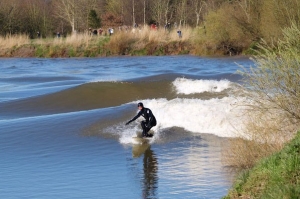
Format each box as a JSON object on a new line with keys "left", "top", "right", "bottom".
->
{"left": 225, "top": 132, "right": 300, "bottom": 199}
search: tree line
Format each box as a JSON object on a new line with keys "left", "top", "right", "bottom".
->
{"left": 0, "top": 0, "right": 299, "bottom": 53}
{"left": 0, "top": 0, "right": 218, "bottom": 38}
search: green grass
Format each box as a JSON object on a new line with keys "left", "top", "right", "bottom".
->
{"left": 34, "top": 44, "right": 48, "bottom": 57}
{"left": 224, "top": 132, "right": 300, "bottom": 198}
{"left": 131, "top": 49, "right": 147, "bottom": 56}
{"left": 68, "top": 47, "right": 76, "bottom": 57}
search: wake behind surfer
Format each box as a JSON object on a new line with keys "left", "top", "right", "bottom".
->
{"left": 125, "top": 102, "right": 157, "bottom": 138}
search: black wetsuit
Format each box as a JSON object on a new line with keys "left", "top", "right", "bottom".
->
{"left": 127, "top": 108, "right": 157, "bottom": 137}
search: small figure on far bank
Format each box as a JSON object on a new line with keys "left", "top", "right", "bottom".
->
{"left": 98, "top": 28, "right": 103, "bottom": 35}
{"left": 177, "top": 30, "right": 182, "bottom": 38}
{"left": 125, "top": 102, "right": 157, "bottom": 138}
{"left": 165, "top": 22, "right": 171, "bottom": 32}
{"left": 93, "top": 29, "right": 97, "bottom": 35}
{"left": 110, "top": 28, "right": 114, "bottom": 35}
{"left": 108, "top": 28, "right": 114, "bottom": 36}
{"left": 150, "top": 23, "right": 157, "bottom": 30}
{"left": 57, "top": 32, "right": 61, "bottom": 38}
{"left": 37, "top": 31, "right": 41, "bottom": 38}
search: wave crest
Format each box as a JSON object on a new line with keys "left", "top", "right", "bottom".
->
{"left": 173, "top": 78, "right": 231, "bottom": 94}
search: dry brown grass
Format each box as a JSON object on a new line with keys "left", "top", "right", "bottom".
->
{"left": 0, "top": 34, "right": 30, "bottom": 49}
{"left": 106, "top": 26, "right": 193, "bottom": 55}
{"left": 222, "top": 99, "right": 298, "bottom": 169}
{"left": 34, "top": 33, "right": 99, "bottom": 48}
{"left": 113, "top": 26, "right": 193, "bottom": 43}
{"left": 107, "top": 31, "right": 137, "bottom": 54}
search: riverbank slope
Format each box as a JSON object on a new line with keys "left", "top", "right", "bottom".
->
{"left": 224, "top": 132, "right": 300, "bottom": 198}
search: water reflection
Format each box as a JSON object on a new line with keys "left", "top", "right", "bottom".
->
{"left": 132, "top": 145, "right": 158, "bottom": 199}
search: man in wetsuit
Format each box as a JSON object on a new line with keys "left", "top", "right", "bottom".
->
{"left": 125, "top": 102, "right": 157, "bottom": 137}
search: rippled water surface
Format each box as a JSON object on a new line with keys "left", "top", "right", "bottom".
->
{"left": 0, "top": 56, "right": 253, "bottom": 199}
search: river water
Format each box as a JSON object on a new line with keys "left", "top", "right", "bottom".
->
{"left": 0, "top": 56, "right": 253, "bottom": 199}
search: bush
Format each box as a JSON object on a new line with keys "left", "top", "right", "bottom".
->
{"left": 241, "top": 23, "right": 300, "bottom": 129}
{"left": 203, "top": 3, "right": 252, "bottom": 55}
{"left": 223, "top": 23, "right": 300, "bottom": 169}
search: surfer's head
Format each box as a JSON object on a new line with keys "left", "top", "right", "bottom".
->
{"left": 138, "top": 102, "right": 144, "bottom": 110}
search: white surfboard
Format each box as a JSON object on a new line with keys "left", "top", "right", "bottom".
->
{"left": 132, "top": 136, "right": 152, "bottom": 144}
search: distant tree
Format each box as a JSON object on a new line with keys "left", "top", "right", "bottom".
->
{"left": 88, "top": 9, "right": 101, "bottom": 28}
{"left": 53, "top": 0, "right": 77, "bottom": 33}
{"left": 105, "top": 0, "right": 125, "bottom": 25}
{"left": 53, "top": 0, "right": 103, "bottom": 33}
{"left": 102, "top": 12, "right": 123, "bottom": 27}
{"left": 190, "top": 0, "right": 207, "bottom": 26}
{"left": 175, "top": 0, "right": 188, "bottom": 27}
{"left": 0, "top": 0, "right": 19, "bottom": 34}
{"left": 142, "top": 0, "right": 153, "bottom": 26}
{"left": 151, "top": 0, "right": 173, "bottom": 27}
{"left": 76, "top": 0, "right": 103, "bottom": 31}
{"left": 20, "top": 0, "right": 55, "bottom": 38}
{"left": 0, "top": 12, "right": 4, "bottom": 34}
{"left": 129, "top": 0, "right": 146, "bottom": 27}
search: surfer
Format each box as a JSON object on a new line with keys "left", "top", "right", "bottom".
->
{"left": 125, "top": 102, "right": 157, "bottom": 137}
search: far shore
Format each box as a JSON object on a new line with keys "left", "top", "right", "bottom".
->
{"left": 0, "top": 28, "right": 251, "bottom": 58}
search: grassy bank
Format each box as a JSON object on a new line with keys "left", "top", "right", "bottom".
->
{"left": 0, "top": 29, "right": 190, "bottom": 58}
{"left": 224, "top": 132, "right": 300, "bottom": 199}
{"left": 0, "top": 27, "right": 251, "bottom": 58}
{"left": 221, "top": 24, "right": 300, "bottom": 198}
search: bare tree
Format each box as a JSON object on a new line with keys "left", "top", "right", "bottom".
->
{"left": 105, "top": 0, "right": 126, "bottom": 25}
{"left": 53, "top": 0, "right": 102, "bottom": 33}
{"left": 191, "top": 0, "right": 207, "bottom": 26}
{"left": 151, "top": 0, "right": 173, "bottom": 27}
{"left": 0, "top": 0, "right": 22, "bottom": 35}
{"left": 21, "top": 0, "right": 54, "bottom": 37}
{"left": 106, "top": 0, "right": 123, "bottom": 15}
{"left": 236, "top": 0, "right": 252, "bottom": 23}
{"left": 77, "top": 0, "right": 102, "bottom": 30}
{"left": 175, "top": 0, "right": 188, "bottom": 27}
{"left": 53, "top": 0, "right": 77, "bottom": 33}
{"left": 132, "top": 0, "right": 135, "bottom": 26}
{"left": 143, "top": 0, "right": 146, "bottom": 25}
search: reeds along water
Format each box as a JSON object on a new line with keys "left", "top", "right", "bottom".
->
{"left": 0, "top": 27, "right": 195, "bottom": 57}
{"left": 0, "top": 34, "right": 30, "bottom": 49}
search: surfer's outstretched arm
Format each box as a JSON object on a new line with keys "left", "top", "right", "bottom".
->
{"left": 125, "top": 111, "right": 141, "bottom": 125}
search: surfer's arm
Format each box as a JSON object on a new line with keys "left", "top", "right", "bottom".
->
{"left": 125, "top": 111, "right": 142, "bottom": 125}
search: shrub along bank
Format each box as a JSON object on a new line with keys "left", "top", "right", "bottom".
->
{"left": 222, "top": 23, "right": 300, "bottom": 198}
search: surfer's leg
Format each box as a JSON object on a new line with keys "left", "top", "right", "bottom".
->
{"left": 141, "top": 121, "right": 148, "bottom": 137}
{"left": 141, "top": 121, "right": 154, "bottom": 137}
{"left": 145, "top": 125, "right": 154, "bottom": 137}
{"left": 146, "top": 133, "right": 153, "bottom": 137}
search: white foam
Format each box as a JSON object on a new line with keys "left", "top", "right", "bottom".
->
{"left": 119, "top": 125, "right": 140, "bottom": 144}
{"left": 172, "top": 78, "right": 231, "bottom": 94}
{"left": 118, "top": 124, "right": 158, "bottom": 145}
{"left": 89, "top": 79, "right": 119, "bottom": 83}
{"left": 128, "top": 97, "right": 245, "bottom": 138}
